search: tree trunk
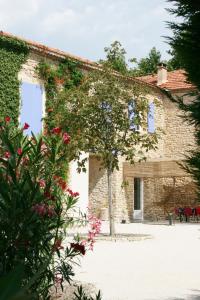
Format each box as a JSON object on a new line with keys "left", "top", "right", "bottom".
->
{"left": 107, "top": 167, "right": 115, "bottom": 236}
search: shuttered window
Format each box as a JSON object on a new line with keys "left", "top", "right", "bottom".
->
{"left": 148, "top": 102, "right": 155, "bottom": 133}
{"left": 128, "top": 99, "right": 140, "bottom": 131}
{"left": 20, "top": 82, "right": 43, "bottom": 135}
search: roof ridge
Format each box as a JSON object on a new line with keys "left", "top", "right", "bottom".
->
{"left": 0, "top": 30, "right": 98, "bottom": 67}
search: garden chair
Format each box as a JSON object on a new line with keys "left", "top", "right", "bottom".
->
{"left": 183, "top": 207, "right": 192, "bottom": 222}
{"left": 195, "top": 206, "right": 200, "bottom": 222}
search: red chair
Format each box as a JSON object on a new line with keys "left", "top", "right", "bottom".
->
{"left": 195, "top": 206, "right": 200, "bottom": 222}
{"left": 184, "top": 207, "right": 193, "bottom": 222}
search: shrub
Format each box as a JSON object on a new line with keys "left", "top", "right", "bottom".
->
{"left": 0, "top": 117, "right": 87, "bottom": 299}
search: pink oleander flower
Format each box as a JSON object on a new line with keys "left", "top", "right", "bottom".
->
{"left": 63, "top": 132, "right": 71, "bottom": 144}
{"left": 52, "top": 127, "right": 62, "bottom": 135}
{"left": 5, "top": 116, "right": 11, "bottom": 123}
{"left": 67, "top": 188, "right": 79, "bottom": 197}
{"left": 70, "top": 242, "right": 86, "bottom": 255}
{"left": 22, "top": 156, "right": 29, "bottom": 165}
{"left": 86, "top": 212, "right": 101, "bottom": 251}
{"left": 23, "top": 123, "right": 30, "bottom": 130}
{"left": 4, "top": 151, "right": 11, "bottom": 159}
{"left": 39, "top": 179, "right": 46, "bottom": 188}
{"left": 17, "top": 148, "right": 22, "bottom": 155}
{"left": 32, "top": 204, "right": 47, "bottom": 217}
{"left": 53, "top": 175, "right": 67, "bottom": 191}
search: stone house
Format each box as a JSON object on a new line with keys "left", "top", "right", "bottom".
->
{"left": 89, "top": 67, "right": 197, "bottom": 222}
{"left": 0, "top": 31, "right": 197, "bottom": 222}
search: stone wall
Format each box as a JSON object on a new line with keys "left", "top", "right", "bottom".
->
{"left": 18, "top": 51, "right": 90, "bottom": 213}
{"left": 143, "top": 176, "right": 197, "bottom": 220}
{"left": 163, "top": 94, "right": 196, "bottom": 160}
{"left": 89, "top": 90, "right": 197, "bottom": 223}
{"left": 20, "top": 51, "right": 197, "bottom": 222}
{"left": 89, "top": 156, "right": 129, "bottom": 222}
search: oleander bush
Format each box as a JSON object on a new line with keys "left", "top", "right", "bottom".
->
{"left": 0, "top": 117, "right": 90, "bottom": 299}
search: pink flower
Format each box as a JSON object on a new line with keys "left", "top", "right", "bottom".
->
{"left": 70, "top": 243, "right": 86, "bottom": 255}
{"left": 23, "top": 123, "right": 30, "bottom": 130}
{"left": 52, "top": 127, "right": 62, "bottom": 135}
{"left": 63, "top": 132, "right": 71, "bottom": 144}
{"left": 5, "top": 116, "right": 11, "bottom": 123}
{"left": 67, "top": 188, "right": 79, "bottom": 197}
{"left": 88, "top": 231, "right": 95, "bottom": 240}
{"left": 17, "top": 148, "right": 22, "bottom": 155}
{"left": 4, "top": 151, "right": 11, "bottom": 159}
{"left": 39, "top": 179, "right": 46, "bottom": 188}
{"left": 22, "top": 156, "right": 29, "bottom": 165}
{"left": 89, "top": 241, "right": 94, "bottom": 251}
{"left": 32, "top": 204, "right": 47, "bottom": 217}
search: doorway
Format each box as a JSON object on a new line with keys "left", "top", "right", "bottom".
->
{"left": 133, "top": 178, "right": 143, "bottom": 221}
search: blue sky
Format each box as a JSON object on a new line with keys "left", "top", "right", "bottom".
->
{"left": 0, "top": 0, "right": 175, "bottom": 63}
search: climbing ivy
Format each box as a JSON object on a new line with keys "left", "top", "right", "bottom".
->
{"left": 37, "top": 58, "right": 83, "bottom": 131}
{"left": 0, "top": 34, "right": 29, "bottom": 123}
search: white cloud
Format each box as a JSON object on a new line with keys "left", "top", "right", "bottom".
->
{"left": 0, "top": 0, "right": 175, "bottom": 61}
{"left": 42, "top": 8, "right": 80, "bottom": 33}
{"left": 0, "top": 0, "right": 42, "bottom": 28}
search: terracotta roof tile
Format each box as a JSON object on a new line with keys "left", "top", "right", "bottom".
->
{"left": 137, "top": 70, "right": 195, "bottom": 91}
{"left": 0, "top": 31, "right": 98, "bottom": 69}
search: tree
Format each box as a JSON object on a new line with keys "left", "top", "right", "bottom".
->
{"left": 130, "top": 47, "right": 162, "bottom": 76}
{"left": 166, "top": 49, "right": 183, "bottom": 71}
{"left": 57, "top": 66, "right": 159, "bottom": 235}
{"left": 167, "top": 0, "right": 200, "bottom": 196}
{"left": 99, "top": 41, "right": 128, "bottom": 74}
{"left": 99, "top": 41, "right": 181, "bottom": 77}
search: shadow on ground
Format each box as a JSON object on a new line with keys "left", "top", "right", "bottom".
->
{"left": 165, "top": 290, "right": 200, "bottom": 300}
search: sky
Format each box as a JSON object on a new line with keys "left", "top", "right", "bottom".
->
{"left": 0, "top": 0, "right": 176, "bottom": 64}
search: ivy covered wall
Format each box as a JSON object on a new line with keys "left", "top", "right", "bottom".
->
{"left": 0, "top": 35, "right": 29, "bottom": 123}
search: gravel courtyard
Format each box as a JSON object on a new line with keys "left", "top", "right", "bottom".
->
{"left": 74, "top": 222, "right": 200, "bottom": 300}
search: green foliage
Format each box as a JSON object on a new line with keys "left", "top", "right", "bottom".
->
{"left": 74, "top": 285, "right": 102, "bottom": 300}
{"left": 47, "top": 64, "right": 160, "bottom": 235}
{"left": 130, "top": 47, "right": 162, "bottom": 76}
{"left": 167, "top": 0, "right": 200, "bottom": 196}
{"left": 0, "top": 119, "right": 85, "bottom": 299}
{"left": 167, "top": 0, "right": 200, "bottom": 89}
{"left": 99, "top": 41, "right": 128, "bottom": 74}
{"left": 166, "top": 49, "right": 183, "bottom": 71}
{"left": 77, "top": 66, "right": 159, "bottom": 171}
{"left": 0, "top": 34, "right": 29, "bottom": 124}
{"left": 99, "top": 41, "right": 181, "bottom": 77}
{"left": 37, "top": 59, "right": 87, "bottom": 172}
{"left": 37, "top": 58, "right": 83, "bottom": 132}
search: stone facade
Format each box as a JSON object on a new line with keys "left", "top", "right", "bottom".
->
{"left": 3, "top": 31, "right": 196, "bottom": 223}
{"left": 89, "top": 90, "right": 197, "bottom": 222}
{"left": 17, "top": 50, "right": 89, "bottom": 213}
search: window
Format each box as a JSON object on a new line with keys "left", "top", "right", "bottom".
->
{"left": 100, "top": 101, "right": 112, "bottom": 123}
{"left": 128, "top": 99, "right": 140, "bottom": 132}
{"left": 147, "top": 102, "right": 155, "bottom": 133}
{"left": 20, "top": 82, "right": 44, "bottom": 135}
{"left": 134, "top": 178, "right": 141, "bottom": 210}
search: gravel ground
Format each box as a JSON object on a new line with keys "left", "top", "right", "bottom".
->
{"left": 72, "top": 222, "right": 200, "bottom": 300}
